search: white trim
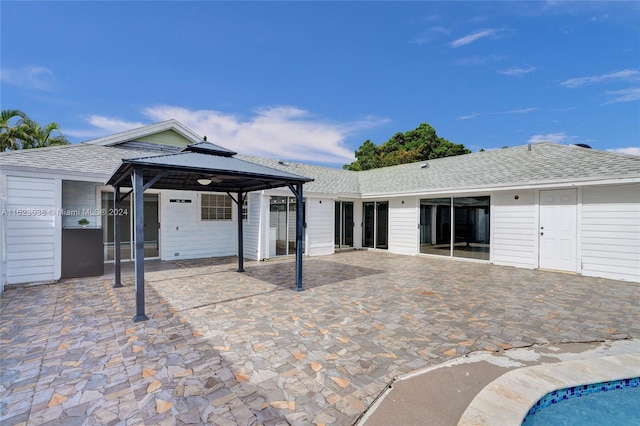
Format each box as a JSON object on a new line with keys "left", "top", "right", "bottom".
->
{"left": 53, "top": 178, "right": 62, "bottom": 280}
{"left": 360, "top": 176, "right": 640, "bottom": 199}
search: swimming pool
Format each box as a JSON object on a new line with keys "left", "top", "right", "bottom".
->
{"left": 522, "top": 377, "right": 640, "bottom": 425}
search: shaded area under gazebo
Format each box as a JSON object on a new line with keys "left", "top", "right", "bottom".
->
{"left": 106, "top": 141, "right": 313, "bottom": 322}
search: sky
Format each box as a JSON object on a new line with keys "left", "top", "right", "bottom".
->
{"left": 2, "top": 1, "right": 639, "bottom": 167}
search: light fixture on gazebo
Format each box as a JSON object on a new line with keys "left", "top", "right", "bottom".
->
{"left": 197, "top": 176, "right": 223, "bottom": 185}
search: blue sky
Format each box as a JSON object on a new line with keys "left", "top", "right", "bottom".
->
{"left": 2, "top": 1, "right": 639, "bottom": 166}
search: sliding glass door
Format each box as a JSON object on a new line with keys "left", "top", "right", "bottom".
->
{"left": 453, "top": 197, "right": 490, "bottom": 260}
{"left": 334, "top": 201, "right": 354, "bottom": 249}
{"left": 362, "top": 201, "right": 388, "bottom": 249}
{"left": 420, "top": 196, "right": 490, "bottom": 260}
{"left": 101, "top": 191, "right": 159, "bottom": 261}
{"left": 419, "top": 198, "right": 451, "bottom": 256}
{"left": 269, "top": 196, "right": 304, "bottom": 256}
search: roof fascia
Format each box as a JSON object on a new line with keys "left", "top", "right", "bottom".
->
{"left": 83, "top": 120, "right": 201, "bottom": 146}
{"left": 360, "top": 176, "right": 640, "bottom": 199}
{"left": 0, "top": 165, "right": 109, "bottom": 182}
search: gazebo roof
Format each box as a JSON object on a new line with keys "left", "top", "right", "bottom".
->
{"left": 106, "top": 142, "right": 313, "bottom": 192}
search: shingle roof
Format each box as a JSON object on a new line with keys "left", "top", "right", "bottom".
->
{"left": 237, "top": 155, "right": 361, "bottom": 195}
{"left": 0, "top": 143, "right": 158, "bottom": 178}
{"left": 356, "top": 143, "right": 640, "bottom": 195}
{"left": 2, "top": 141, "right": 638, "bottom": 195}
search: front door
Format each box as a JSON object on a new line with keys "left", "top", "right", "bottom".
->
{"left": 539, "top": 189, "right": 577, "bottom": 272}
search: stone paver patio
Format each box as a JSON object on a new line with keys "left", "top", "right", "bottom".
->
{"left": 1, "top": 251, "right": 639, "bottom": 425}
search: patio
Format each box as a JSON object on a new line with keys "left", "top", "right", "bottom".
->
{"left": 1, "top": 250, "right": 639, "bottom": 425}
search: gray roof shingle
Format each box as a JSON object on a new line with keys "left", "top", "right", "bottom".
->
{"left": 2, "top": 142, "right": 638, "bottom": 195}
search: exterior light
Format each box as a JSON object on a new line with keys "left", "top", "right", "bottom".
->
{"left": 197, "top": 178, "right": 212, "bottom": 185}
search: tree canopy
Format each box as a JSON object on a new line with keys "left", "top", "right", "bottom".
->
{"left": 343, "top": 123, "right": 470, "bottom": 171}
{"left": 0, "top": 110, "right": 69, "bottom": 151}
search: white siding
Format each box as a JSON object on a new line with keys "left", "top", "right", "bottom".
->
{"left": 305, "top": 197, "right": 334, "bottom": 256}
{"left": 5, "top": 176, "right": 60, "bottom": 284}
{"left": 160, "top": 190, "right": 237, "bottom": 260}
{"left": 492, "top": 190, "right": 537, "bottom": 269}
{"left": 581, "top": 184, "right": 640, "bottom": 282}
{"left": 0, "top": 189, "right": 5, "bottom": 291}
{"left": 388, "top": 197, "right": 418, "bottom": 255}
{"left": 62, "top": 180, "right": 99, "bottom": 228}
{"left": 242, "top": 192, "right": 260, "bottom": 261}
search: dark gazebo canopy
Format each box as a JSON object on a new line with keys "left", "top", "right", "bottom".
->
{"left": 107, "top": 141, "right": 313, "bottom": 322}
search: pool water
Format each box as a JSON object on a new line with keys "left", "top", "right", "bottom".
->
{"left": 522, "top": 377, "right": 640, "bottom": 425}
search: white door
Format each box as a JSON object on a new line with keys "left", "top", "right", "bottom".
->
{"left": 539, "top": 189, "right": 577, "bottom": 272}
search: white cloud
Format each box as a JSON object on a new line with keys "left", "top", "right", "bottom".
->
{"left": 602, "top": 87, "right": 640, "bottom": 105}
{"left": 449, "top": 29, "right": 497, "bottom": 48}
{"left": 409, "top": 26, "right": 451, "bottom": 45}
{"left": 77, "top": 105, "right": 388, "bottom": 164}
{"left": 561, "top": 69, "right": 640, "bottom": 88}
{"left": 607, "top": 147, "right": 640, "bottom": 156}
{"left": 0, "top": 66, "right": 56, "bottom": 91}
{"left": 528, "top": 132, "right": 568, "bottom": 144}
{"left": 498, "top": 66, "right": 537, "bottom": 76}
{"left": 65, "top": 115, "right": 146, "bottom": 139}
{"left": 457, "top": 107, "right": 536, "bottom": 120}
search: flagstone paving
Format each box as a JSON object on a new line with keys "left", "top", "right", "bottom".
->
{"left": 1, "top": 251, "right": 639, "bottom": 425}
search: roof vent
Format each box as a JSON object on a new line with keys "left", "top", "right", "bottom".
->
{"left": 573, "top": 143, "right": 592, "bottom": 149}
{"left": 420, "top": 162, "right": 429, "bottom": 169}
{"left": 278, "top": 159, "right": 287, "bottom": 165}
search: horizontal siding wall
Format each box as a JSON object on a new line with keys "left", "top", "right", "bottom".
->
{"left": 581, "top": 184, "right": 640, "bottom": 282}
{"left": 305, "top": 197, "right": 334, "bottom": 256}
{"left": 6, "top": 176, "right": 59, "bottom": 284}
{"left": 492, "top": 190, "right": 537, "bottom": 269}
{"left": 160, "top": 190, "right": 237, "bottom": 260}
{"left": 62, "top": 181, "right": 99, "bottom": 228}
{"left": 388, "top": 197, "right": 418, "bottom": 255}
{"left": 243, "top": 192, "right": 260, "bottom": 261}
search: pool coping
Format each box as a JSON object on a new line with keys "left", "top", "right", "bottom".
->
{"left": 457, "top": 352, "right": 640, "bottom": 425}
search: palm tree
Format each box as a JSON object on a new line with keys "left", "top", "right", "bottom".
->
{"left": 15, "top": 117, "right": 69, "bottom": 149}
{"left": 0, "top": 109, "right": 27, "bottom": 151}
{"left": 0, "top": 110, "right": 69, "bottom": 150}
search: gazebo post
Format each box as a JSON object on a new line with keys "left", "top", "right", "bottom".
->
{"left": 294, "top": 183, "right": 304, "bottom": 291}
{"left": 113, "top": 185, "right": 122, "bottom": 288}
{"left": 132, "top": 167, "right": 148, "bottom": 322}
{"left": 237, "top": 191, "right": 245, "bottom": 272}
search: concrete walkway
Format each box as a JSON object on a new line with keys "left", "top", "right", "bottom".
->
{"left": 1, "top": 251, "right": 639, "bottom": 425}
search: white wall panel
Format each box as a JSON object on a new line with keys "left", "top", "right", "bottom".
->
{"left": 5, "top": 176, "right": 60, "bottom": 284}
{"left": 388, "top": 197, "right": 418, "bottom": 255}
{"left": 581, "top": 184, "right": 640, "bottom": 282}
{"left": 160, "top": 190, "right": 237, "bottom": 260}
{"left": 305, "top": 197, "right": 334, "bottom": 256}
{"left": 492, "top": 190, "right": 537, "bottom": 269}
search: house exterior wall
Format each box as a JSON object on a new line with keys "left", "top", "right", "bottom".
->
{"left": 491, "top": 189, "right": 538, "bottom": 269}
{"left": 305, "top": 197, "right": 334, "bottom": 256}
{"left": 388, "top": 196, "right": 418, "bottom": 255}
{"left": 242, "top": 192, "right": 261, "bottom": 261}
{"left": 3, "top": 175, "right": 61, "bottom": 285}
{"left": 581, "top": 183, "right": 640, "bottom": 282}
{"left": 160, "top": 190, "right": 237, "bottom": 260}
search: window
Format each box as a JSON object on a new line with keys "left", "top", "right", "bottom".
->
{"left": 201, "top": 193, "right": 232, "bottom": 220}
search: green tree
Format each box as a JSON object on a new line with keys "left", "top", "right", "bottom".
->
{"left": 0, "top": 109, "right": 27, "bottom": 151}
{"left": 344, "top": 123, "right": 470, "bottom": 170}
{"left": 0, "top": 110, "right": 69, "bottom": 151}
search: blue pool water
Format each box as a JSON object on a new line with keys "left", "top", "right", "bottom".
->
{"left": 522, "top": 377, "right": 640, "bottom": 425}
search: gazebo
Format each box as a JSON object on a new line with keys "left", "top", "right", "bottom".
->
{"left": 106, "top": 141, "right": 314, "bottom": 322}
